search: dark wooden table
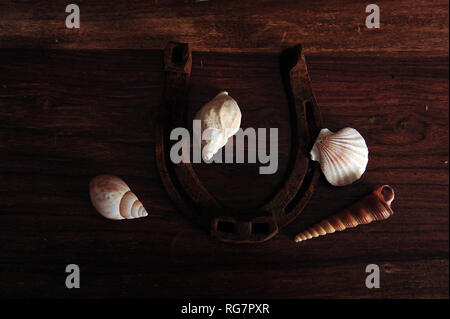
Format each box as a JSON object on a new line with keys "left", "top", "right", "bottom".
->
{"left": 0, "top": 0, "right": 448, "bottom": 298}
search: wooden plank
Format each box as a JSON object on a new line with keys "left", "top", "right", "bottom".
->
{"left": 0, "top": 0, "right": 448, "bottom": 57}
{"left": 0, "top": 49, "right": 448, "bottom": 298}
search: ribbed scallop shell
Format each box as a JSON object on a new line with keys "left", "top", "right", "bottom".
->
{"left": 294, "top": 185, "right": 395, "bottom": 243}
{"left": 310, "top": 127, "right": 369, "bottom": 186}
{"left": 89, "top": 175, "right": 148, "bottom": 220}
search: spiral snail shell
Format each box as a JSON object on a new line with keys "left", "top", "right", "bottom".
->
{"left": 89, "top": 175, "right": 148, "bottom": 220}
{"left": 294, "top": 185, "right": 394, "bottom": 243}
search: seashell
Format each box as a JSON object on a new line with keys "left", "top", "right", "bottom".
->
{"left": 89, "top": 175, "right": 148, "bottom": 220}
{"left": 194, "top": 91, "right": 242, "bottom": 161}
{"left": 294, "top": 185, "right": 395, "bottom": 243}
{"left": 310, "top": 127, "right": 369, "bottom": 186}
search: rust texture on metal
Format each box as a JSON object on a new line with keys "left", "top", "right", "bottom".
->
{"left": 156, "top": 42, "right": 322, "bottom": 243}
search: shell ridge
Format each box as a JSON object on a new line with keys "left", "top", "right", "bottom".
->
{"left": 320, "top": 146, "right": 340, "bottom": 184}
{"left": 295, "top": 185, "right": 395, "bottom": 243}
{"left": 310, "top": 128, "right": 369, "bottom": 186}
{"left": 90, "top": 175, "right": 149, "bottom": 221}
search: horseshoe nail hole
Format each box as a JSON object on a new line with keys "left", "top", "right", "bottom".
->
{"left": 381, "top": 185, "right": 395, "bottom": 205}
{"left": 252, "top": 222, "right": 270, "bottom": 234}
{"left": 304, "top": 101, "right": 315, "bottom": 125}
{"left": 172, "top": 45, "right": 186, "bottom": 64}
{"left": 217, "top": 221, "right": 235, "bottom": 233}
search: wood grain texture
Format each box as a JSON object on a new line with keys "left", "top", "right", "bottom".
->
{"left": 0, "top": 49, "right": 448, "bottom": 298}
{"left": 158, "top": 43, "right": 323, "bottom": 243}
{"left": 0, "top": 0, "right": 448, "bottom": 299}
{"left": 0, "top": 0, "right": 448, "bottom": 57}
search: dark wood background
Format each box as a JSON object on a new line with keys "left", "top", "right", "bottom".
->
{"left": 0, "top": 0, "right": 448, "bottom": 298}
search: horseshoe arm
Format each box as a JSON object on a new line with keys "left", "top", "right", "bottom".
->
{"left": 156, "top": 42, "right": 221, "bottom": 230}
{"left": 262, "top": 45, "right": 322, "bottom": 226}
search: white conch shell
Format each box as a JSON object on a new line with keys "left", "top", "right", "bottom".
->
{"left": 310, "top": 127, "right": 369, "bottom": 186}
{"left": 89, "top": 175, "right": 148, "bottom": 220}
{"left": 194, "top": 91, "right": 242, "bottom": 161}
